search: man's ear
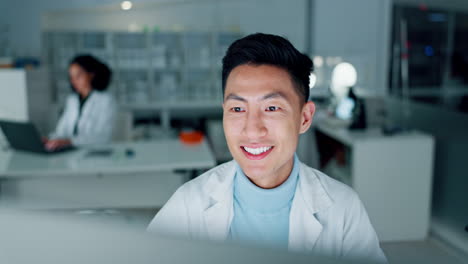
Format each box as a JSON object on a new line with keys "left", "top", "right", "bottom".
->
{"left": 299, "top": 101, "right": 315, "bottom": 134}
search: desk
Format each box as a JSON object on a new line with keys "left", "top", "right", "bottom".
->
{"left": 315, "top": 123, "right": 435, "bottom": 242}
{"left": 0, "top": 139, "right": 216, "bottom": 209}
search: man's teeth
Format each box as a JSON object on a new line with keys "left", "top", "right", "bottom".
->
{"left": 243, "top": 146, "right": 272, "bottom": 155}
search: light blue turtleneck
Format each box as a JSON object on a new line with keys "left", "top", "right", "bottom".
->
{"left": 228, "top": 154, "right": 300, "bottom": 248}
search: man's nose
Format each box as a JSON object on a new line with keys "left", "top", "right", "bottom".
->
{"left": 243, "top": 110, "right": 267, "bottom": 139}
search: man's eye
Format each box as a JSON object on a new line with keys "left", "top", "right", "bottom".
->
{"left": 266, "top": 106, "right": 280, "bottom": 112}
{"left": 231, "top": 107, "right": 245, "bottom": 112}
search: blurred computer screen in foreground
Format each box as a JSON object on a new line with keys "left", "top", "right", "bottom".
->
{"left": 0, "top": 208, "right": 376, "bottom": 264}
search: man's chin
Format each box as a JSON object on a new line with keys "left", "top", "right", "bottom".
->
{"left": 237, "top": 162, "right": 269, "bottom": 179}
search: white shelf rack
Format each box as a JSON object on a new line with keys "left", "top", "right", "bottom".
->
{"left": 42, "top": 30, "right": 241, "bottom": 108}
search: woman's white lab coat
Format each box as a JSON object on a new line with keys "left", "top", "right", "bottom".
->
{"left": 148, "top": 160, "right": 387, "bottom": 263}
{"left": 50, "top": 91, "right": 117, "bottom": 146}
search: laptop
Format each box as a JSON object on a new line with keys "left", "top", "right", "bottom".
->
{"left": 0, "top": 120, "right": 75, "bottom": 154}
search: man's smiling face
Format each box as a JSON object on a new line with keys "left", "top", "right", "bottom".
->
{"left": 223, "top": 64, "right": 315, "bottom": 188}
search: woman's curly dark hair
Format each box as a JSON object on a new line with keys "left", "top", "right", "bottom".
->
{"left": 69, "top": 54, "right": 112, "bottom": 91}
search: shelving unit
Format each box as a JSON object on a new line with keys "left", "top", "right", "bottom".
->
{"left": 42, "top": 30, "right": 241, "bottom": 136}
{"left": 42, "top": 30, "right": 241, "bottom": 108}
{"left": 315, "top": 122, "right": 435, "bottom": 242}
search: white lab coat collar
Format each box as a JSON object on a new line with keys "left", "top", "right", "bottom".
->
{"left": 288, "top": 164, "right": 333, "bottom": 251}
{"left": 200, "top": 161, "right": 333, "bottom": 250}
{"left": 202, "top": 161, "right": 235, "bottom": 241}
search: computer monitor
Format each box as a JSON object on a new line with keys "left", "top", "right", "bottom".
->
{"left": 0, "top": 209, "right": 359, "bottom": 264}
{"left": 0, "top": 69, "right": 29, "bottom": 122}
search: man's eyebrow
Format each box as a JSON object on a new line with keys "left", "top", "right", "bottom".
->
{"left": 261, "top": 92, "right": 289, "bottom": 101}
{"left": 224, "top": 93, "right": 247, "bottom": 102}
{"left": 224, "top": 92, "right": 290, "bottom": 102}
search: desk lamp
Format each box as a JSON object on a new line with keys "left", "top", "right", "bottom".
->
{"left": 330, "top": 62, "right": 357, "bottom": 100}
{"left": 330, "top": 62, "right": 357, "bottom": 121}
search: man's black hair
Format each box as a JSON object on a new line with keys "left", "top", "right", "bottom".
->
{"left": 69, "top": 54, "right": 112, "bottom": 91}
{"left": 222, "top": 33, "right": 313, "bottom": 103}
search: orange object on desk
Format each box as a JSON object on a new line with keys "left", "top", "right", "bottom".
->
{"left": 179, "top": 130, "right": 204, "bottom": 144}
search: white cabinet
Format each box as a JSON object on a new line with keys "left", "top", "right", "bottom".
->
{"left": 315, "top": 122, "right": 435, "bottom": 242}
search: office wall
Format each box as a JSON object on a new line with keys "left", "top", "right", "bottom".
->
{"left": 3, "top": 0, "right": 392, "bottom": 96}
{"left": 42, "top": 0, "right": 307, "bottom": 51}
{"left": 386, "top": 96, "right": 468, "bottom": 253}
{"left": 1, "top": 0, "right": 165, "bottom": 56}
{"left": 311, "top": 0, "right": 391, "bottom": 95}
{"left": 0, "top": 0, "right": 5, "bottom": 24}
{"left": 2, "top": 0, "right": 307, "bottom": 57}
{"left": 0, "top": 0, "right": 8, "bottom": 43}
{"left": 1, "top": 0, "right": 94, "bottom": 56}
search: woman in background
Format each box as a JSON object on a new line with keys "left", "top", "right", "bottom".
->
{"left": 45, "top": 54, "right": 117, "bottom": 150}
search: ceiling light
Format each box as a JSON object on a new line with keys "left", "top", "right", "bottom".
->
{"left": 313, "top": 56, "right": 323, "bottom": 68}
{"left": 121, "top": 1, "right": 132, "bottom": 10}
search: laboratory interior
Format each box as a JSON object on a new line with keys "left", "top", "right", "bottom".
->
{"left": 0, "top": 0, "right": 467, "bottom": 263}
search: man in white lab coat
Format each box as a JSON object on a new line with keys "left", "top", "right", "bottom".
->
{"left": 148, "top": 33, "right": 387, "bottom": 263}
